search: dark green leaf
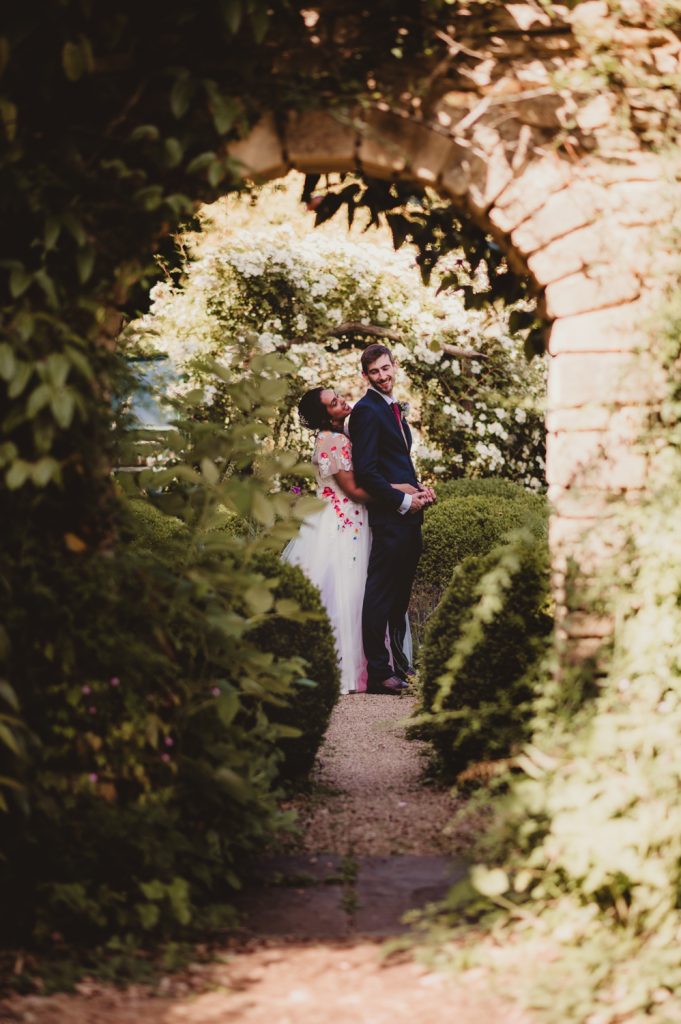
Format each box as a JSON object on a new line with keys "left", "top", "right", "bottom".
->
{"left": 170, "top": 74, "right": 192, "bottom": 119}
{"left": 221, "top": 0, "right": 243, "bottom": 34}
{"left": 77, "top": 246, "right": 95, "bottom": 284}
{"left": 9, "top": 268, "right": 32, "bottom": 299}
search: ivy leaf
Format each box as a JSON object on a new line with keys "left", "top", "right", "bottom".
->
{"left": 186, "top": 151, "right": 215, "bottom": 174}
{"left": 0, "top": 343, "right": 15, "bottom": 381}
{"left": 509, "top": 310, "right": 536, "bottom": 334}
{"left": 5, "top": 460, "right": 30, "bottom": 490}
{"left": 32, "top": 457, "right": 60, "bottom": 487}
{"left": 26, "top": 383, "right": 52, "bottom": 418}
{"left": 201, "top": 458, "right": 219, "bottom": 485}
{"left": 12, "top": 312, "right": 34, "bottom": 342}
{"left": 207, "top": 159, "right": 225, "bottom": 187}
{"left": 170, "top": 74, "right": 193, "bottom": 119}
{"left": 44, "top": 216, "right": 61, "bottom": 251}
{"left": 251, "top": 490, "right": 275, "bottom": 527}
{"left": 61, "top": 38, "right": 93, "bottom": 82}
{"left": 301, "top": 174, "right": 320, "bottom": 204}
{"left": 51, "top": 389, "right": 76, "bottom": 428}
{"left": 63, "top": 212, "right": 87, "bottom": 247}
{"left": 524, "top": 328, "right": 545, "bottom": 362}
{"left": 244, "top": 585, "right": 274, "bottom": 615}
{"left": 470, "top": 865, "right": 509, "bottom": 898}
{"left": 129, "top": 124, "right": 160, "bottom": 142}
{"left": 0, "top": 722, "right": 20, "bottom": 756}
{"left": 8, "top": 362, "right": 32, "bottom": 399}
{"left": 0, "top": 98, "right": 17, "bottom": 141}
{"left": 386, "top": 213, "right": 412, "bottom": 251}
{"left": 221, "top": 0, "right": 242, "bottom": 34}
{"left": 0, "top": 680, "right": 19, "bottom": 712}
{"left": 314, "top": 192, "right": 344, "bottom": 227}
{"left": 9, "top": 268, "right": 32, "bottom": 299}
{"left": 77, "top": 246, "right": 95, "bottom": 284}
{"left": 163, "top": 137, "right": 183, "bottom": 168}
{"left": 436, "top": 272, "right": 460, "bottom": 296}
{"left": 250, "top": 3, "right": 270, "bottom": 43}
{"left": 34, "top": 270, "right": 59, "bottom": 309}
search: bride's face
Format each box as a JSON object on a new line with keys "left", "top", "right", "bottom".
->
{"left": 320, "top": 389, "right": 351, "bottom": 425}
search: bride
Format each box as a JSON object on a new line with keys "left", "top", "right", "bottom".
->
{"left": 283, "top": 386, "right": 414, "bottom": 695}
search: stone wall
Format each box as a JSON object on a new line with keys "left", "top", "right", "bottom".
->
{"left": 227, "top": 1, "right": 680, "bottom": 654}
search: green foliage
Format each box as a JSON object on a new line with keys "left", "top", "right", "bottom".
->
{"left": 415, "top": 490, "right": 547, "bottom": 599}
{"left": 417, "top": 257, "right": 681, "bottom": 1022}
{"left": 414, "top": 528, "right": 552, "bottom": 778}
{"left": 248, "top": 553, "right": 340, "bottom": 779}
{"left": 0, "top": 352, "right": 327, "bottom": 960}
{"left": 125, "top": 174, "right": 546, "bottom": 486}
{"left": 434, "top": 477, "right": 545, "bottom": 503}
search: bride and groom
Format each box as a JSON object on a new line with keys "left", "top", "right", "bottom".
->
{"left": 283, "top": 344, "right": 435, "bottom": 696}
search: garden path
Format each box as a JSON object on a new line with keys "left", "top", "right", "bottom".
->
{"left": 1, "top": 695, "right": 531, "bottom": 1024}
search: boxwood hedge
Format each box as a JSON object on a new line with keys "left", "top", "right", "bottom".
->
{"left": 247, "top": 552, "right": 340, "bottom": 780}
{"left": 415, "top": 528, "right": 552, "bottom": 778}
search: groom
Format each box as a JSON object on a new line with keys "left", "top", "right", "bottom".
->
{"left": 349, "top": 344, "right": 434, "bottom": 695}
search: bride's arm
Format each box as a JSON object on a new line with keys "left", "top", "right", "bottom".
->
{"left": 334, "top": 469, "right": 373, "bottom": 504}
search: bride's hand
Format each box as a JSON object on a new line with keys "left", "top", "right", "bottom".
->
{"left": 391, "top": 483, "right": 419, "bottom": 495}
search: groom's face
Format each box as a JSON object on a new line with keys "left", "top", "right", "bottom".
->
{"left": 363, "top": 355, "right": 395, "bottom": 396}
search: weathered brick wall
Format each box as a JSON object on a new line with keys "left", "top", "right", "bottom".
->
{"left": 227, "top": 1, "right": 680, "bottom": 655}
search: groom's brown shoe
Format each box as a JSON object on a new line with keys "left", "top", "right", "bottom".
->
{"left": 366, "top": 675, "right": 408, "bottom": 695}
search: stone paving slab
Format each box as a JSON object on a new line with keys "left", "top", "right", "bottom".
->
{"left": 233, "top": 854, "right": 469, "bottom": 940}
{"left": 234, "top": 881, "right": 352, "bottom": 940}
{"left": 354, "top": 854, "right": 468, "bottom": 936}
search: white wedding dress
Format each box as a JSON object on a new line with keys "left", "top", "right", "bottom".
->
{"left": 282, "top": 430, "right": 370, "bottom": 694}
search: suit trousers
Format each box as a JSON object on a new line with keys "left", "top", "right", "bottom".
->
{"left": 362, "top": 517, "right": 423, "bottom": 683}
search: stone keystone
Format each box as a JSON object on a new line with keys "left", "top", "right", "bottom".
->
{"left": 285, "top": 109, "right": 358, "bottom": 174}
{"left": 357, "top": 109, "right": 454, "bottom": 183}
{"left": 228, "top": 112, "right": 288, "bottom": 182}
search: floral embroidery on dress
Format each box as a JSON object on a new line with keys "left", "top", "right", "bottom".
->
{"left": 315, "top": 431, "right": 353, "bottom": 477}
{"left": 314, "top": 431, "right": 362, "bottom": 532}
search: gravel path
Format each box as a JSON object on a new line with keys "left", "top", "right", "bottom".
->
{"left": 0, "top": 693, "right": 531, "bottom": 1024}
{"left": 283, "top": 693, "right": 464, "bottom": 855}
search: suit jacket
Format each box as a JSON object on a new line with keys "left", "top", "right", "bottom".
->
{"left": 348, "top": 389, "right": 422, "bottom": 527}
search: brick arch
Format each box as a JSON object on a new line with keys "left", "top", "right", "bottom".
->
{"left": 227, "top": 101, "right": 668, "bottom": 653}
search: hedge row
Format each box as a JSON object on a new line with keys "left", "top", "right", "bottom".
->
{"left": 415, "top": 530, "right": 552, "bottom": 778}
{"left": 411, "top": 480, "right": 551, "bottom": 778}
{"left": 410, "top": 481, "right": 547, "bottom": 649}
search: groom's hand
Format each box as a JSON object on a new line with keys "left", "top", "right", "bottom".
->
{"left": 407, "top": 491, "right": 431, "bottom": 512}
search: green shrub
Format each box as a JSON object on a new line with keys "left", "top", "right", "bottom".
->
{"left": 0, "top": 362, "right": 322, "bottom": 965}
{"left": 434, "top": 477, "right": 544, "bottom": 504}
{"left": 418, "top": 494, "right": 546, "bottom": 595}
{"left": 248, "top": 553, "right": 340, "bottom": 779}
{"left": 415, "top": 528, "right": 552, "bottom": 778}
{"left": 411, "top": 492, "right": 547, "bottom": 648}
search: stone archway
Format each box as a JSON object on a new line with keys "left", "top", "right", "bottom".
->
{"left": 226, "top": 4, "right": 674, "bottom": 656}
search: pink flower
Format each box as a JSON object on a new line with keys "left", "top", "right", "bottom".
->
{"left": 211, "top": 686, "right": 221, "bottom": 697}
{"left": 161, "top": 753, "right": 171, "bottom": 763}
{"left": 110, "top": 677, "right": 120, "bottom": 687}
{"left": 88, "top": 706, "right": 97, "bottom": 714}
{"left": 164, "top": 736, "right": 174, "bottom": 747}
{"left": 81, "top": 685, "right": 92, "bottom": 695}
{"left": 291, "top": 486, "right": 301, "bottom": 494}
{"left": 89, "top": 773, "right": 98, "bottom": 783}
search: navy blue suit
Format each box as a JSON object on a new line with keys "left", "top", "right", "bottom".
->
{"left": 349, "top": 389, "right": 423, "bottom": 683}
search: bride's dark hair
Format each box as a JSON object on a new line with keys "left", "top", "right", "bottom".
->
{"left": 298, "top": 387, "right": 333, "bottom": 431}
